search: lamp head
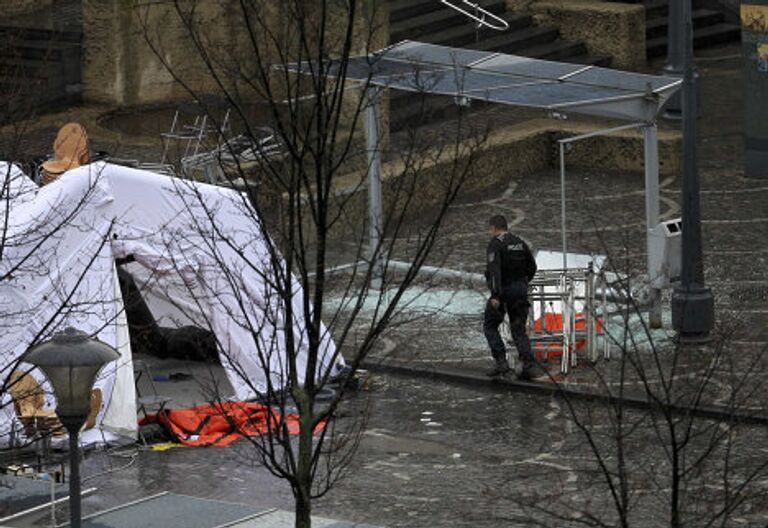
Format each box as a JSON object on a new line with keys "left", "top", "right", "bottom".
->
{"left": 21, "top": 328, "right": 120, "bottom": 423}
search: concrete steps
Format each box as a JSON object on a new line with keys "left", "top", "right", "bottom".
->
{"left": 0, "top": 8, "right": 83, "bottom": 117}
{"left": 417, "top": 12, "right": 535, "bottom": 48}
{"left": 388, "top": 0, "right": 611, "bottom": 130}
{"left": 390, "top": 0, "right": 507, "bottom": 42}
{"left": 612, "top": 0, "right": 741, "bottom": 58}
{"left": 647, "top": 21, "right": 742, "bottom": 58}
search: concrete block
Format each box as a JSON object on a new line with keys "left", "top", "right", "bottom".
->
{"left": 520, "top": 0, "right": 647, "bottom": 70}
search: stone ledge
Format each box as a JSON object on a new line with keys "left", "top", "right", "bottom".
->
{"left": 363, "top": 358, "right": 768, "bottom": 427}
{"left": 334, "top": 118, "right": 681, "bottom": 200}
{"left": 508, "top": 0, "right": 647, "bottom": 70}
{"left": 318, "top": 119, "right": 681, "bottom": 238}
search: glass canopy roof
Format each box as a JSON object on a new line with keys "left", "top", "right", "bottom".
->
{"left": 292, "top": 40, "right": 682, "bottom": 121}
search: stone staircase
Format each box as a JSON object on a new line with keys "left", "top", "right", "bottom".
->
{"left": 616, "top": 0, "right": 741, "bottom": 58}
{"left": 389, "top": 0, "right": 612, "bottom": 130}
{"left": 0, "top": 2, "right": 83, "bottom": 122}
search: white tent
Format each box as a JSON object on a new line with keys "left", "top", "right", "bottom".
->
{"left": 0, "top": 161, "right": 341, "bottom": 445}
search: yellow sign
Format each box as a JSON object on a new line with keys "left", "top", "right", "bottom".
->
{"left": 742, "top": 5, "right": 768, "bottom": 32}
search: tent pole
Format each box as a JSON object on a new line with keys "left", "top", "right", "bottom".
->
{"left": 365, "top": 88, "right": 384, "bottom": 290}
{"left": 559, "top": 142, "right": 568, "bottom": 270}
{"left": 643, "top": 122, "right": 662, "bottom": 328}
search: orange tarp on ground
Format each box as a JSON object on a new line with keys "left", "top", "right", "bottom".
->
{"left": 532, "top": 313, "right": 603, "bottom": 358}
{"left": 140, "top": 402, "right": 325, "bottom": 447}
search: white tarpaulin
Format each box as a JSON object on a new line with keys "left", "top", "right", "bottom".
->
{"left": 0, "top": 161, "right": 342, "bottom": 444}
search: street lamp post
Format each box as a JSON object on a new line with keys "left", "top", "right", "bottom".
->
{"left": 663, "top": 0, "right": 685, "bottom": 118}
{"left": 671, "top": 0, "right": 715, "bottom": 341}
{"left": 21, "top": 328, "right": 120, "bottom": 528}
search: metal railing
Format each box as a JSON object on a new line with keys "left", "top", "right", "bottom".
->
{"left": 439, "top": 0, "right": 509, "bottom": 31}
{"left": 525, "top": 263, "right": 614, "bottom": 375}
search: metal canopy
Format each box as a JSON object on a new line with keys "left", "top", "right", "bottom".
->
{"left": 287, "top": 40, "right": 679, "bottom": 320}
{"left": 313, "top": 40, "right": 682, "bottom": 121}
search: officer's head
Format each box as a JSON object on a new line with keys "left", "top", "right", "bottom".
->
{"left": 488, "top": 215, "right": 508, "bottom": 236}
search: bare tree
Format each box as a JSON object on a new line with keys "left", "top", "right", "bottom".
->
{"left": 132, "top": 0, "right": 492, "bottom": 526}
{"left": 501, "top": 199, "right": 768, "bottom": 527}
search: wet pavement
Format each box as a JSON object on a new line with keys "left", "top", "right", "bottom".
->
{"left": 3, "top": 41, "right": 768, "bottom": 527}
{"left": 9, "top": 373, "right": 768, "bottom": 527}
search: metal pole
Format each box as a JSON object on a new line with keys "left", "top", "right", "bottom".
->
{"left": 671, "top": 0, "right": 714, "bottom": 341}
{"left": 586, "top": 262, "right": 597, "bottom": 362}
{"left": 559, "top": 142, "right": 568, "bottom": 270}
{"left": 601, "top": 273, "right": 610, "bottom": 360}
{"left": 65, "top": 423, "right": 82, "bottom": 528}
{"left": 365, "top": 88, "right": 384, "bottom": 289}
{"left": 663, "top": 0, "right": 686, "bottom": 119}
{"left": 569, "top": 285, "right": 577, "bottom": 368}
{"left": 643, "top": 123, "right": 662, "bottom": 328}
{"left": 560, "top": 277, "right": 569, "bottom": 375}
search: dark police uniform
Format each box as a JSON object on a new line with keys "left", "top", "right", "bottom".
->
{"left": 483, "top": 232, "right": 537, "bottom": 376}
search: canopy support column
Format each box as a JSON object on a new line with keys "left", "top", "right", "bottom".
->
{"left": 643, "top": 122, "right": 662, "bottom": 328}
{"left": 365, "top": 88, "right": 384, "bottom": 289}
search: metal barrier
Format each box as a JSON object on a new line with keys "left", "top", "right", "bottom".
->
{"left": 526, "top": 263, "right": 614, "bottom": 375}
{"left": 331, "top": 258, "right": 620, "bottom": 376}
{"left": 438, "top": 0, "right": 510, "bottom": 31}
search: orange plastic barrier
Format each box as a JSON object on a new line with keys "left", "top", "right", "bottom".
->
{"left": 532, "top": 313, "right": 603, "bottom": 360}
{"left": 140, "top": 401, "right": 325, "bottom": 447}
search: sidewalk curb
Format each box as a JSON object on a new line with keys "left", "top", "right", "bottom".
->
{"left": 362, "top": 359, "right": 768, "bottom": 426}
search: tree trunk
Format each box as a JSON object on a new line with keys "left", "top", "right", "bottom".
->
{"left": 295, "top": 485, "right": 312, "bottom": 528}
{"left": 294, "top": 392, "right": 314, "bottom": 528}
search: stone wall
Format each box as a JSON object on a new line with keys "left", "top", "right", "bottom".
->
{"left": 82, "top": 1, "right": 388, "bottom": 106}
{"left": 312, "top": 120, "right": 681, "bottom": 239}
{"left": 506, "top": 0, "right": 646, "bottom": 70}
{"left": 0, "top": 0, "right": 53, "bottom": 17}
{"left": 82, "top": 1, "right": 252, "bottom": 105}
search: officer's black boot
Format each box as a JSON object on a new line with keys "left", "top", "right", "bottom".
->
{"left": 517, "top": 363, "right": 534, "bottom": 381}
{"left": 485, "top": 357, "right": 511, "bottom": 377}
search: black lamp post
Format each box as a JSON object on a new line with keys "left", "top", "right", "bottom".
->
{"left": 21, "top": 328, "right": 120, "bottom": 528}
{"left": 670, "top": 0, "right": 715, "bottom": 342}
{"left": 662, "top": 0, "right": 686, "bottom": 119}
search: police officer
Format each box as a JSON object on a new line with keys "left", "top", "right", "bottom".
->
{"left": 483, "top": 215, "right": 537, "bottom": 379}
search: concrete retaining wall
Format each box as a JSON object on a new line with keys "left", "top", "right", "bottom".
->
{"left": 82, "top": 1, "right": 255, "bottom": 105}
{"left": 82, "top": 1, "right": 387, "bottom": 106}
{"left": 275, "top": 119, "right": 682, "bottom": 240}
{"left": 0, "top": 0, "right": 53, "bottom": 17}
{"left": 506, "top": 0, "right": 646, "bottom": 70}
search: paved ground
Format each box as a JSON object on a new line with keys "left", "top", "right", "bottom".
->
{"left": 9, "top": 371, "right": 768, "bottom": 527}
{"left": 3, "top": 41, "right": 768, "bottom": 527}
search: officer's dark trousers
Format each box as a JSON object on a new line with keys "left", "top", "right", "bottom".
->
{"left": 484, "top": 282, "right": 534, "bottom": 368}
